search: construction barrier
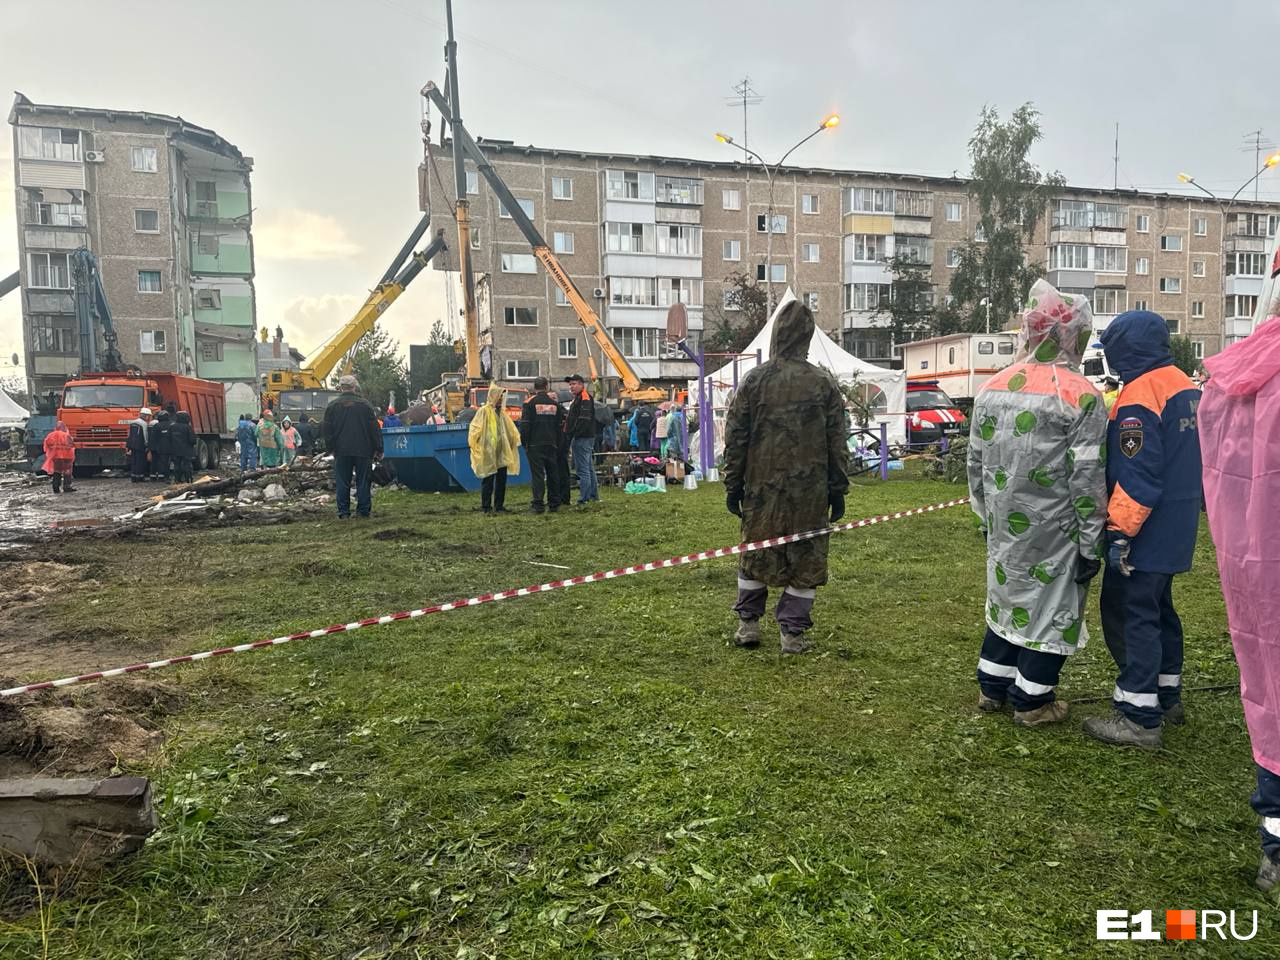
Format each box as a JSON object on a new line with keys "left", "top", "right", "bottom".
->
{"left": 1, "top": 497, "right": 972, "bottom": 699}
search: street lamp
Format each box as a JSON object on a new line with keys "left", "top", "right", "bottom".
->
{"left": 979, "top": 296, "right": 992, "bottom": 334}
{"left": 1177, "top": 152, "right": 1280, "bottom": 344}
{"left": 716, "top": 113, "right": 840, "bottom": 314}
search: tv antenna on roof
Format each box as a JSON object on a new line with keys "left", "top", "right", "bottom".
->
{"left": 726, "top": 76, "right": 763, "bottom": 162}
{"left": 1241, "top": 129, "right": 1277, "bottom": 200}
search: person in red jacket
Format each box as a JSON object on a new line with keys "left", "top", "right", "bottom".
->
{"left": 42, "top": 420, "right": 76, "bottom": 493}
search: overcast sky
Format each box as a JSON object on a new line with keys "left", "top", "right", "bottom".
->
{"left": 3, "top": 0, "right": 1279, "bottom": 384}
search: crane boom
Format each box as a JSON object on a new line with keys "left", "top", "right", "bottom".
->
{"left": 423, "top": 82, "right": 664, "bottom": 403}
{"left": 70, "top": 248, "right": 123, "bottom": 373}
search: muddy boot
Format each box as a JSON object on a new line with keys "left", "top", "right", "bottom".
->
{"left": 780, "top": 628, "right": 813, "bottom": 655}
{"left": 733, "top": 618, "right": 760, "bottom": 649}
{"left": 1013, "top": 700, "right": 1069, "bottom": 727}
{"left": 1163, "top": 702, "right": 1186, "bottom": 726}
{"left": 977, "top": 693, "right": 1007, "bottom": 714}
{"left": 1082, "top": 712, "right": 1163, "bottom": 750}
{"left": 62, "top": 477, "right": 75, "bottom": 493}
{"left": 1257, "top": 853, "right": 1280, "bottom": 893}
{"left": 50, "top": 473, "right": 62, "bottom": 494}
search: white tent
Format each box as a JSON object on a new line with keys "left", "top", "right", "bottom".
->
{"left": 0, "top": 390, "right": 29, "bottom": 429}
{"left": 690, "top": 289, "right": 906, "bottom": 453}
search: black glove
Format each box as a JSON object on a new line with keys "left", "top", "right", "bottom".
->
{"left": 1074, "top": 554, "right": 1102, "bottom": 585}
{"left": 726, "top": 492, "right": 743, "bottom": 517}
{"left": 829, "top": 493, "right": 845, "bottom": 523}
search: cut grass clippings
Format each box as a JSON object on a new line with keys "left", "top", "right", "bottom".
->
{"left": 0, "top": 473, "right": 1273, "bottom": 959}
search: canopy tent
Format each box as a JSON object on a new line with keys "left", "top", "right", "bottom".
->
{"left": 0, "top": 390, "right": 29, "bottom": 429}
{"left": 689, "top": 290, "right": 906, "bottom": 467}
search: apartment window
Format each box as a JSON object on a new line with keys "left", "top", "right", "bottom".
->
{"left": 845, "top": 282, "right": 893, "bottom": 311}
{"left": 27, "top": 251, "right": 70, "bottom": 289}
{"left": 553, "top": 287, "right": 570, "bottom": 307}
{"left": 1092, "top": 288, "right": 1125, "bottom": 316}
{"left": 1134, "top": 298, "right": 1148, "bottom": 311}
{"left": 1228, "top": 252, "right": 1267, "bottom": 276}
{"left": 756, "top": 263, "right": 786, "bottom": 282}
{"left": 655, "top": 175, "right": 703, "bottom": 205}
{"left": 1193, "top": 340, "right": 1205, "bottom": 359}
{"left": 140, "top": 330, "right": 167, "bottom": 353}
{"left": 498, "top": 197, "right": 535, "bottom": 219}
{"left": 500, "top": 253, "right": 537, "bottom": 274}
{"left": 1193, "top": 216, "right": 1208, "bottom": 236}
{"left": 1160, "top": 234, "right": 1183, "bottom": 252}
{"left": 1135, "top": 257, "right": 1150, "bottom": 275}
{"left": 1053, "top": 200, "right": 1127, "bottom": 229}
{"left": 470, "top": 230, "right": 481, "bottom": 250}
{"left": 197, "top": 233, "right": 220, "bottom": 256}
{"left": 606, "top": 221, "right": 655, "bottom": 254}
{"left": 895, "top": 235, "right": 932, "bottom": 265}
{"left": 200, "top": 341, "right": 224, "bottom": 363}
{"left": 756, "top": 213, "right": 787, "bottom": 234}
{"left": 138, "top": 270, "right": 163, "bottom": 293}
{"left": 465, "top": 169, "right": 479, "bottom": 195}
{"left": 805, "top": 292, "right": 820, "bottom": 311}
{"left": 1135, "top": 214, "right": 1150, "bottom": 233}
{"left": 551, "top": 177, "right": 573, "bottom": 200}
{"left": 505, "top": 359, "right": 539, "bottom": 379}
{"left": 944, "top": 201, "right": 962, "bottom": 222}
{"left": 1094, "top": 203, "right": 1127, "bottom": 229}
{"left": 723, "top": 288, "right": 739, "bottom": 311}
{"left": 658, "top": 277, "right": 703, "bottom": 307}
{"left": 1192, "top": 259, "right": 1206, "bottom": 278}
{"left": 973, "top": 223, "right": 987, "bottom": 243}
{"left": 722, "top": 188, "right": 741, "bottom": 210}
{"left": 802, "top": 243, "right": 820, "bottom": 263}
{"left": 1159, "top": 277, "right": 1182, "bottom": 294}
{"left": 558, "top": 337, "right": 578, "bottom": 359}
{"left": 194, "top": 289, "right": 222, "bottom": 310}
{"left": 1230, "top": 213, "right": 1270, "bottom": 237}
{"left": 17, "top": 126, "right": 81, "bottom": 161}
{"left": 947, "top": 247, "right": 961, "bottom": 268}
{"left": 895, "top": 190, "right": 933, "bottom": 218}
{"left": 610, "top": 276, "right": 657, "bottom": 306}
{"left": 723, "top": 239, "right": 741, "bottom": 261}
{"left": 848, "top": 187, "right": 894, "bottom": 213}
{"left": 553, "top": 231, "right": 575, "bottom": 255}
{"left": 131, "top": 146, "right": 158, "bottom": 173}
{"left": 134, "top": 208, "right": 159, "bottom": 232}
{"left": 802, "top": 193, "right": 819, "bottom": 214}
{"left": 1227, "top": 295, "right": 1259, "bottom": 318}
{"left": 1049, "top": 244, "right": 1090, "bottom": 270}
{"left": 1191, "top": 300, "right": 1205, "bottom": 318}
{"left": 503, "top": 306, "right": 539, "bottom": 326}
{"left": 25, "top": 189, "right": 85, "bottom": 226}
{"left": 850, "top": 234, "right": 887, "bottom": 262}
{"left": 656, "top": 224, "right": 702, "bottom": 256}
{"left": 30, "top": 316, "right": 76, "bottom": 353}
{"left": 605, "top": 170, "right": 654, "bottom": 201}
{"left": 1093, "top": 246, "right": 1127, "bottom": 274}
{"left": 1166, "top": 316, "right": 1181, "bottom": 335}
{"left": 614, "top": 327, "right": 660, "bottom": 358}
{"left": 193, "top": 181, "right": 217, "bottom": 217}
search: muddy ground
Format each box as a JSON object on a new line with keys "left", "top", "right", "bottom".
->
{"left": 0, "top": 470, "right": 159, "bottom": 547}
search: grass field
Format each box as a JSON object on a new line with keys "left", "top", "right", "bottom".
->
{"left": 1, "top": 473, "right": 1273, "bottom": 958}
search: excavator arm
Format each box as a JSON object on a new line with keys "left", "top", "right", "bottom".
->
{"left": 70, "top": 248, "right": 123, "bottom": 373}
{"left": 423, "top": 83, "right": 664, "bottom": 403}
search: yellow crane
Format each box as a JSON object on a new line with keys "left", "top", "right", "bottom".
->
{"left": 261, "top": 226, "right": 447, "bottom": 419}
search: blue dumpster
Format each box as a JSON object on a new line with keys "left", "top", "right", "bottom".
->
{"left": 382, "top": 423, "right": 530, "bottom": 493}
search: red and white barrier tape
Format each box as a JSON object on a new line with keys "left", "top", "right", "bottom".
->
{"left": 1, "top": 497, "right": 970, "bottom": 698}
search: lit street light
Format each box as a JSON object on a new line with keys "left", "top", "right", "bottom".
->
{"left": 716, "top": 113, "right": 840, "bottom": 315}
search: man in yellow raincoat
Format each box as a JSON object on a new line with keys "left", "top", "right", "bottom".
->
{"left": 468, "top": 385, "right": 522, "bottom": 513}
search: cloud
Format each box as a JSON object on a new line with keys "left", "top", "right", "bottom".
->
{"left": 253, "top": 209, "right": 360, "bottom": 261}
{"left": 279, "top": 293, "right": 365, "bottom": 355}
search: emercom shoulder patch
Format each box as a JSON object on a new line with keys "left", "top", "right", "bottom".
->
{"left": 1118, "top": 417, "right": 1143, "bottom": 459}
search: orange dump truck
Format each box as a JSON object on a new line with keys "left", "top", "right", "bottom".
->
{"left": 59, "top": 372, "right": 229, "bottom": 472}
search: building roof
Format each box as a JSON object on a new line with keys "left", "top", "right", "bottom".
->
{"left": 444, "top": 136, "right": 1280, "bottom": 210}
{"left": 9, "top": 92, "right": 250, "bottom": 167}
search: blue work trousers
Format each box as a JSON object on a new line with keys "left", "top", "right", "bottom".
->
{"left": 1100, "top": 567, "right": 1183, "bottom": 729}
{"left": 239, "top": 444, "right": 258, "bottom": 472}
{"left": 334, "top": 455, "right": 372, "bottom": 518}
{"left": 976, "top": 626, "right": 1066, "bottom": 712}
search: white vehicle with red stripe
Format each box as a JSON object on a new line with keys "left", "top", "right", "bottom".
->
{"left": 901, "top": 332, "right": 1019, "bottom": 405}
{"left": 906, "top": 381, "right": 967, "bottom": 447}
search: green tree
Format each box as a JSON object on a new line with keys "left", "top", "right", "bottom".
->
{"left": 1169, "top": 335, "right": 1200, "bottom": 376}
{"left": 336, "top": 327, "right": 408, "bottom": 413}
{"left": 409, "top": 320, "right": 462, "bottom": 398}
{"left": 873, "top": 254, "right": 935, "bottom": 348}
{"left": 936, "top": 103, "right": 1065, "bottom": 335}
{"left": 705, "top": 271, "right": 770, "bottom": 353}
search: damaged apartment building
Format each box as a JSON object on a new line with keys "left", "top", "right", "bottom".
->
{"left": 9, "top": 94, "right": 258, "bottom": 429}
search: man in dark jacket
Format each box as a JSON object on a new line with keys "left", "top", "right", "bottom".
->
{"left": 723, "top": 301, "right": 849, "bottom": 654}
{"left": 126, "top": 407, "right": 153, "bottom": 482}
{"left": 565, "top": 374, "right": 599, "bottom": 504}
{"left": 151, "top": 409, "right": 173, "bottom": 482}
{"left": 170, "top": 411, "right": 198, "bottom": 483}
{"left": 1084, "top": 310, "right": 1202, "bottom": 750}
{"left": 632, "top": 403, "right": 655, "bottom": 452}
{"left": 322, "top": 375, "right": 382, "bottom": 519}
{"left": 297, "top": 413, "right": 319, "bottom": 455}
{"left": 519, "top": 377, "right": 565, "bottom": 514}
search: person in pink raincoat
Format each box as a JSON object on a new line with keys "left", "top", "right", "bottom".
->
{"left": 1199, "top": 312, "right": 1280, "bottom": 892}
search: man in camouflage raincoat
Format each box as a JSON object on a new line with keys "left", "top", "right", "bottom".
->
{"left": 967, "top": 280, "right": 1109, "bottom": 725}
{"left": 723, "top": 300, "right": 850, "bottom": 654}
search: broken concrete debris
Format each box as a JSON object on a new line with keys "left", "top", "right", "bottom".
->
{"left": 0, "top": 776, "right": 156, "bottom": 867}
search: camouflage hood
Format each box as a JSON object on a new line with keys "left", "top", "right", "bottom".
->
{"left": 770, "top": 301, "right": 814, "bottom": 361}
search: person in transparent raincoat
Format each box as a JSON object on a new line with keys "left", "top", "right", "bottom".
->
{"left": 967, "top": 280, "right": 1108, "bottom": 726}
